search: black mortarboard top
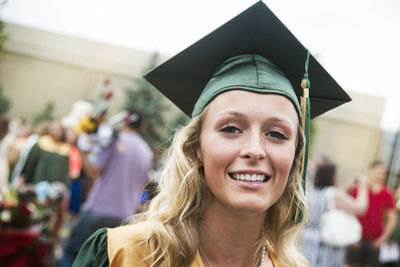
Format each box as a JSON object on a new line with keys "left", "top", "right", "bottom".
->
{"left": 144, "top": 1, "right": 351, "bottom": 119}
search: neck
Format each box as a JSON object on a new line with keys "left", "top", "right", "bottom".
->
{"left": 121, "top": 125, "right": 138, "bottom": 134}
{"left": 199, "top": 200, "right": 266, "bottom": 267}
{"left": 369, "top": 181, "right": 384, "bottom": 192}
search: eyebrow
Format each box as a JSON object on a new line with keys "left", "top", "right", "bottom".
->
{"left": 217, "top": 110, "right": 245, "bottom": 117}
{"left": 217, "top": 110, "right": 293, "bottom": 125}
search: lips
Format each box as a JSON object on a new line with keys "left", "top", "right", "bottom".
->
{"left": 229, "top": 172, "right": 271, "bottom": 182}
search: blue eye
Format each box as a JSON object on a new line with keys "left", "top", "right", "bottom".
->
{"left": 219, "top": 125, "right": 242, "bottom": 134}
{"left": 267, "top": 131, "right": 288, "bottom": 140}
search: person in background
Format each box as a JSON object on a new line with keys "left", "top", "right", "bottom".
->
{"left": 307, "top": 154, "right": 330, "bottom": 186}
{"left": 302, "top": 162, "right": 368, "bottom": 267}
{"left": 64, "top": 127, "right": 82, "bottom": 217}
{"left": 21, "top": 120, "right": 70, "bottom": 186}
{"left": 7, "top": 117, "right": 32, "bottom": 173}
{"left": 10, "top": 120, "right": 51, "bottom": 183}
{"left": 346, "top": 160, "right": 397, "bottom": 267}
{"left": 58, "top": 109, "right": 153, "bottom": 267}
{"left": 20, "top": 120, "right": 70, "bottom": 241}
{"left": 61, "top": 99, "right": 96, "bottom": 213}
{"left": 380, "top": 185, "right": 400, "bottom": 267}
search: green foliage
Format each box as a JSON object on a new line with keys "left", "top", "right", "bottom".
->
{"left": 0, "top": 2, "right": 10, "bottom": 114}
{"left": 32, "top": 101, "right": 55, "bottom": 126}
{"left": 124, "top": 53, "right": 170, "bottom": 149}
{"left": 0, "top": 20, "right": 8, "bottom": 52}
{"left": 0, "top": 84, "right": 9, "bottom": 115}
{"left": 0, "top": 0, "right": 9, "bottom": 52}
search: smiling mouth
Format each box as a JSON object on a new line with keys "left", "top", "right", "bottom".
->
{"left": 229, "top": 173, "right": 271, "bottom": 182}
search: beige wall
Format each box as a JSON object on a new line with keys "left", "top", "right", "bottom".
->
{"left": 0, "top": 23, "right": 170, "bottom": 121}
{"left": 311, "top": 117, "right": 382, "bottom": 184}
{"left": 1, "top": 52, "right": 125, "bottom": 118}
{"left": 310, "top": 92, "right": 385, "bottom": 184}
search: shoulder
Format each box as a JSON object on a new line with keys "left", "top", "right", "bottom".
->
{"left": 108, "top": 222, "right": 151, "bottom": 246}
{"left": 383, "top": 186, "right": 394, "bottom": 195}
{"left": 120, "top": 132, "right": 147, "bottom": 147}
{"left": 107, "top": 222, "right": 152, "bottom": 267}
{"left": 73, "top": 228, "right": 109, "bottom": 267}
{"left": 73, "top": 223, "right": 151, "bottom": 267}
{"left": 383, "top": 186, "right": 396, "bottom": 204}
{"left": 377, "top": 186, "right": 395, "bottom": 200}
{"left": 123, "top": 132, "right": 153, "bottom": 159}
{"left": 38, "top": 135, "right": 70, "bottom": 156}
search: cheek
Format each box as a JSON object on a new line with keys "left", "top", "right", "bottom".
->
{"left": 199, "top": 137, "right": 238, "bottom": 181}
{"left": 273, "top": 146, "right": 296, "bottom": 199}
{"left": 201, "top": 144, "right": 233, "bottom": 172}
{"left": 270, "top": 143, "right": 296, "bottom": 175}
{"left": 200, "top": 131, "right": 236, "bottom": 160}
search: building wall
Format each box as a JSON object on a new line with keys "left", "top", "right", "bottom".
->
{"left": 1, "top": 52, "right": 121, "bottom": 118}
{"left": 0, "top": 23, "right": 172, "bottom": 121}
{"left": 311, "top": 117, "right": 382, "bottom": 184}
{"left": 310, "top": 92, "right": 385, "bottom": 184}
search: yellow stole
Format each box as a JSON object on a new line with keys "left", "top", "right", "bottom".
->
{"left": 38, "top": 135, "right": 70, "bottom": 156}
{"left": 107, "top": 222, "right": 280, "bottom": 267}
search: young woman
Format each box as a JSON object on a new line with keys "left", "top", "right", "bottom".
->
{"left": 73, "top": 2, "right": 350, "bottom": 267}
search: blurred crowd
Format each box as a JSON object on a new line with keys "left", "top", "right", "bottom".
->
{"left": 303, "top": 155, "right": 400, "bottom": 267}
{"left": 0, "top": 97, "right": 158, "bottom": 266}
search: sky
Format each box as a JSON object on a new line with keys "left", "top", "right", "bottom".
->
{"left": 2, "top": 0, "right": 400, "bottom": 131}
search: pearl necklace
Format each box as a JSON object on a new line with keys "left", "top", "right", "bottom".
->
{"left": 200, "top": 244, "right": 267, "bottom": 267}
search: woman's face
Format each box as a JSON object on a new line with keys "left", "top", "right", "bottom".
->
{"left": 49, "top": 122, "right": 64, "bottom": 142}
{"left": 197, "top": 90, "right": 299, "bottom": 214}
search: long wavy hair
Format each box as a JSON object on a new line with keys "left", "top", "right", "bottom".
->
{"left": 134, "top": 109, "right": 308, "bottom": 267}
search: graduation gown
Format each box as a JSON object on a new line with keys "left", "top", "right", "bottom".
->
{"left": 73, "top": 222, "right": 281, "bottom": 267}
{"left": 21, "top": 135, "right": 70, "bottom": 186}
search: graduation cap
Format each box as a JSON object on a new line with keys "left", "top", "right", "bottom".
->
{"left": 144, "top": 1, "right": 351, "bottom": 223}
{"left": 144, "top": 1, "right": 350, "bottom": 119}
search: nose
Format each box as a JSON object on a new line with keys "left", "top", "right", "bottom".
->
{"left": 240, "top": 132, "right": 266, "bottom": 161}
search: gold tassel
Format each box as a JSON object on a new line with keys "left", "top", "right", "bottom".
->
{"left": 287, "top": 79, "right": 310, "bottom": 223}
{"left": 294, "top": 80, "right": 309, "bottom": 223}
{"left": 286, "top": 50, "right": 311, "bottom": 223}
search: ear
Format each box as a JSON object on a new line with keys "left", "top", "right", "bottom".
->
{"left": 196, "top": 146, "right": 204, "bottom": 163}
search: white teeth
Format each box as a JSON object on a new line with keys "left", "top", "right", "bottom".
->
{"left": 232, "top": 173, "right": 266, "bottom": 182}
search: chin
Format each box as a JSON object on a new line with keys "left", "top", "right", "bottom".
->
{"left": 228, "top": 198, "right": 275, "bottom": 215}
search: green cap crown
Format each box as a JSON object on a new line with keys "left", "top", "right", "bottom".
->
{"left": 192, "top": 54, "right": 301, "bottom": 119}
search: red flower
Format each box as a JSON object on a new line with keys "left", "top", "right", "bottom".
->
{"left": 104, "top": 91, "right": 114, "bottom": 100}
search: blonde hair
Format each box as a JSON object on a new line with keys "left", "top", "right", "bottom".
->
{"left": 134, "top": 110, "right": 308, "bottom": 267}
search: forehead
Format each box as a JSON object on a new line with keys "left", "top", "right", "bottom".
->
{"left": 204, "top": 90, "right": 299, "bottom": 125}
{"left": 371, "top": 164, "right": 386, "bottom": 171}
